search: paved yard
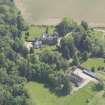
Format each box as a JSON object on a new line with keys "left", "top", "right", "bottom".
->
{"left": 25, "top": 42, "right": 33, "bottom": 50}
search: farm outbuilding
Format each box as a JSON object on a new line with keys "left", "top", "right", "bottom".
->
{"left": 69, "top": 73, "right": 84, "bottom": 87}
{"left": 41, "top": 32, "right": 58, "bottom": 45}
{"left": 83, "top": 70, "right": 97, "bottom": 79}
{"left": 33, "top": 40, "right": 43, "bottom": 49}
{"left": 68, "top": 68, "right": 98, "bottom": 88}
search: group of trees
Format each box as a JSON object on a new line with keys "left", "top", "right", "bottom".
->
{"left": 56, "top": 18, "right": 105, "bottom": 65}
{"left": 0, "top": 0, "right": 29, "bottom": 105}
{"left": 0, "top": 2, "right": 72, "bottom": 103}
{"left": 1, "top": 0, "right": 105, "bottom": 104}
{"left": 18, "top": 50, "right": 72, "bottom": 96}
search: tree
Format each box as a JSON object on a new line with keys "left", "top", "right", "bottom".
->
{"left": 95, "top": 82, "right": 104, "bottom": 91}
{"left": 60, "top": 35, "right": 76, "bottom": 59}
{"left": 103, "top": 91, "right": 105, "bottom": 97}
{"left": 81, "top": 21, "right": 88, "bottom": 30}
{"left": 17, "top": 15, "right": 28, "bottom": 31}
{"left": 41, "top": 50, "right": 68, "bottom": 70}
{"left": 104, "top": 59, "right": 105, "bottom": 63}
{"left": 30, "top": 47, "right": 34, "bottom": 54}
{"left": 73, "top": 53, "right": 80, "bottom": 66}
{"left": 82, "top": 51, "right": 88, "bottom": 61}
{"left": 62, "top": 77, "right": 72, "bottom": 95}
{"left": 45, "top": 26, "right": 49, "bottom": 34}
{"left": 91, "top": 67, "right": 95, "bottom": 72}
{"left": 0, "top": 1, "right": 30, "bottom": 105}
{"left": 25, "top": 32, "right": 29, "bottom": 40}
{"left": 56, "top": 17, "right": 77, "bottom": 36}
{"left": 0, "top": 53, "right": 5, "bottom": 65}
{"left": 0, "top": 88, "right": 14, "bottom": 105}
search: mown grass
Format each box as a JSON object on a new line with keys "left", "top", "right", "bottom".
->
{"left": 27, "top": 26, "right": 46, "bottom": 39}
{"left": 82, "top": 58, "right": 105, "bottom": 69}
{"left": 34, "top": 45, "right": 57, "bottom": 54}
{"left": 88, "top": 91, "right": 105, "bottom": 105}
{"left": 89, "top": 30, "right": 105, "bottom": 44}
{"left": 81, "top": 58, "right": 105, "bottom": 80}
{"left": 24, "top": 82, "right": 104, "bottom": 105}
{"left": 24, "top": 26, "right": 55, "bottom": 40}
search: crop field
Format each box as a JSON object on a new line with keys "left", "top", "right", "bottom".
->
{"left": 15, "top": 0, "right": 105, "bottom": 27}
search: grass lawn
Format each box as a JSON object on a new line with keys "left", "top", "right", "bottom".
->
{"left": 96, "top": 71, "right": 105, "bottom": 81}
{"left": 25, "top": 26, "right": 55, "bottom": 40}
{"left": 34, "top": 45, "right": 57, "bottom": 55}
{"left": 88, "top": 91, "right": 105, "bottom": 105}
{"left": 27, "top": 26, "right": 46, "bottom": 39}
{"left": 81, "top": 58, "right": 105, "bottom": 80}
{"left": 90, "top": 30, "right": 103, "bottom": 39}
{"left": 24, "top": 82, "right": 104, "bottom": 105}
{"left": 82, "top": 58, "right": 105, "bottom": 69}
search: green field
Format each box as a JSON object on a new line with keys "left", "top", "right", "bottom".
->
{"left": 34, "top": 45, "right": 57, "bottom": 55}
{"left": 24, "top": 82, "right": 105, "bottom": 105}
{"left": 23, "top": 26, "right": 55, "bottom": 40}
{"left": 89, "top": 30, "right": 104, "bottom": 41}
{"left": 15, "top": 0, "right": 105, "bottom": 27}
{"left": 27, "top": 26, "right": 46, "bottom": 40}
{"left": 82, "top": 58, "right": 105, "bottom": 69}
{"left": 82, "top": 58, "right": 105, "bottom": 80}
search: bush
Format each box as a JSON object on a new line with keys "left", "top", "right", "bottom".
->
{"left": 104, "top": 59, "right": 105, "bottom": 63}
{"left": 103, "top": 91, "right": 105, "bottom": 97}
{"left": 91, "top": 67, "right": 95, "bottom": 72}
{"left": 95, "top": 82, "right": 104, "bottom": 91}
{"left": 97, "top": 66, "right": 101, "bottom": 71}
